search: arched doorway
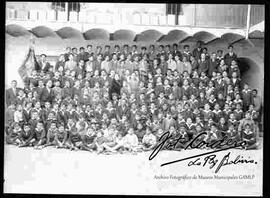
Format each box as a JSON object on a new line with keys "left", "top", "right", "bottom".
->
{"left": 237, "top": 57, "right": 263, "bottom": 96}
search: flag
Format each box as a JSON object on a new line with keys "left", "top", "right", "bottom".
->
{"left": 18, "top": 47, "right": 40, "bottom": 80}
{"left": 18, "top": 35, "right": 40, "bottom": 80}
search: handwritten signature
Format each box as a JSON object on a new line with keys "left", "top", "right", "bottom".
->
{"left": 149, "top": 132, "right": 257, "bottom": 173}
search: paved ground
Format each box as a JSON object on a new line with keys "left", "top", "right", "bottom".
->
{"left": 4, "top": 140, "right": 263, "bottom": 196}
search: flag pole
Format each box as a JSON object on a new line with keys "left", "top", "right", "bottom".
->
{"left": 30, "top": 34, "right": 35, "bottom": 50}
{"left": 246, "top": 4, "right": 251, "bottom": 40}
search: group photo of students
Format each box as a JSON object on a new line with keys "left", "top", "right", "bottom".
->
{"left": 5, "top": 40, "right": 263, "bottom": 153}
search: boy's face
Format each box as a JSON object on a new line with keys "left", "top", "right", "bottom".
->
{"left": 128, "top": 128, "right": 134, "bottom": 135}
{"left": 37, "top": 123, "right": 43, "bottom": 129}
{"left": 14, "top": 125, "right": 21, "bottom": 131}
{"left": 45, "top": 102, "right": 51, "bottom": 108}
{"left": 228, "top": 125, "right": 234, "bottom": 131}
{"left": 97, "top": 131, "right": 102, "bottom": 137}
{"left": 51, "top": 123, "right": 57, "bottom": 129}
{"left": 59, "top": 126, "right": 64, "bottom": 132}
{"left": 87, "top": 46, "right": 92, "bottom": 51}
{"left": 24, "top": 126, "right": 30, "bottom": 132}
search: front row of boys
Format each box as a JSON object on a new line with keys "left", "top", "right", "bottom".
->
{"left": 6, "top": 108, "right": 258, "bottom": 152}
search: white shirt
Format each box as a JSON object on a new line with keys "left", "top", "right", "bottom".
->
{"left": 123, "top": 134, "right": 139, "bottom": 148}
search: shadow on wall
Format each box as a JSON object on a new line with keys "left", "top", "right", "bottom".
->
{"left": 238, "top": 57, "right": 263, "bottom": 92}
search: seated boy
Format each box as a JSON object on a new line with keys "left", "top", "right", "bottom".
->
{"left": 80, "top": 126, "right": 97, "bottom": 151}
{"left": 44, "top": 122, "right": 59, "bottom": 148}
{"left": 241, "top": 123, "right": 258, "bottom": 150}
{"left": 66, "top": 121, "right": 84, "bottom": 150}
{"left": 33, "top": 121, "right": 47, "bottom": 149}
{"left": 6, "top": 122, "right": 22, "bottom": 145}
{"left": 205, "top": 124, "right": 219, "bottom": 146}
{"left": 54, "top": 124, "right": 68, "bottom": 148}
{"left": 94, "top": 130, "right": 107, "bottom": 154}
{"left": 123, "top": 127, "right": 141, "bottom": 153}
{"left": 142, "top": 127, "right": 157, "bottom": 151}
{"left": 226, "top": 124, "right": 240, "bottom": 142}
{"left": 18, "top": 123, "right": 35, "bottom": 147}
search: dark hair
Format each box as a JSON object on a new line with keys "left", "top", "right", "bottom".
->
{"left": 184, "top": 45, "right": 189, "bottom": 49}
{"left": 228, "top": 45, "right": 233, "bottom": 49}
{"left": 252, "top": 89, "right": 258, "bottom": 94}
{"left": 87, "top": 45, "right": 92, "bottom": 48}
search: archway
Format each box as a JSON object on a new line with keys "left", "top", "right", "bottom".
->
{"left": 237, "top": 57, "right": 263, "bottom": 94}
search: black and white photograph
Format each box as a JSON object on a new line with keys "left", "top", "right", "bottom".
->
{"left": 4, "top": 2, "right": 265, "bottom": 196}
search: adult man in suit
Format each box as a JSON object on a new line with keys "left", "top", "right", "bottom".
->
{"left": 38, "top": 54, "right": 51, "bottom": 73}
{"left": 6, "top": 80, "right": 20, "bottom": 107}
{"left": 192, "top": 41, "right": 203, "bottom": 61}
{"left": 40, "top": 80, "right": 54, "bottom": 104}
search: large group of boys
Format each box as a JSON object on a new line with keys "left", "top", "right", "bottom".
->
{"left": 5, "top": 41, "right": 262, "bottom": 153}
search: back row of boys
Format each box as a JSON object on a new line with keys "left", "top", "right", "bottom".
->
{"left": 61, "top": 41, "right": 237, "bottom": 65}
